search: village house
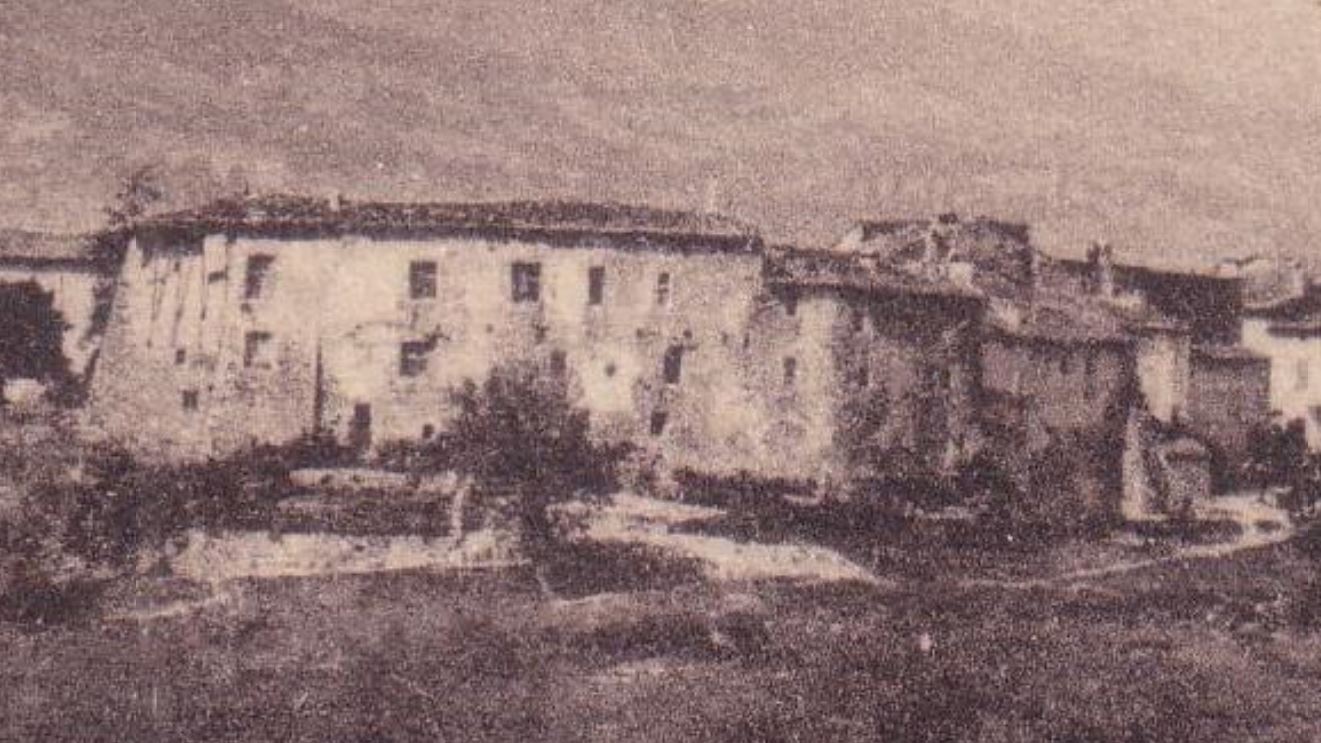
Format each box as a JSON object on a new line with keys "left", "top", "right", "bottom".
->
{"left": 1240, "top": 280, "right": 1321, "bottom": 447}
{"left": 833, "top": 219, "right": 1134, "bottom": 443}
{"left": 1043, "top": 244, "right": 1270, "bottom": 479}
{"left": 759, "top": 248, "right": 983, "bottom": 483}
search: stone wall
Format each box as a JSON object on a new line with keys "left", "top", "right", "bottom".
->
{"left": 1186, "top": 347, "right": 1271, "bottom": 471}
{"left": 980, "top": 336, "right": 1131, "bottom": 452}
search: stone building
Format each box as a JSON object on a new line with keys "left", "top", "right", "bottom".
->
{"left": 90, "top": 195, "right": 807, "bottom": 477}
{"left": 760, "top": 248, "right": 983, "bottom": 482}
{"left": 1241, "top": 281, "right": 1321, "bottom": 447}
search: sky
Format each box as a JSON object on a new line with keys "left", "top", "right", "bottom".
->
{"left": 2, "top": 0, "right": 1319, "bottom": 266}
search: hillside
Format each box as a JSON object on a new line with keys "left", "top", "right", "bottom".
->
{"left": 3, "top": 0, "right": 1320, "bottom": 265}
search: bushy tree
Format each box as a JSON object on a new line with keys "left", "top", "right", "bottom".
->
{"left": 435, "top": 362, "right": 626, "bottom": 560}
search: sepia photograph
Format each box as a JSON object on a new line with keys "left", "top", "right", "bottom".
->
{"left": 3, "top": 1, "right": 1321, "bottom": 740}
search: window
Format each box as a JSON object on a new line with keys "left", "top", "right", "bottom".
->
{"left": 511, "top": 262, "right": 541, "bottom": 303}
{"left": 550, "top": 349, "right": 567, "bottom": 377}
{"left": 243, "top": 331, "right": 273, "bottom": 368}
{"left": 1298, "top": 359, "right": 1311, "bottom": 392}
{"left": 656, "top": 272, "right": 671, "bottom": 306}
{"left": 663, "top": 345, "right": 683, "bottom": 384}
{"left": 421, "top": 424, "right": 436, "bottom": 440}
{"left": 1084, "top": 352, "right": 1098, "bottom": 399}
{"left": 409, "top": 261, "right": 437, "bottom": 299}
{"left": 851, "top": 306, "right": 866, "bottom": 333}
{"left": 400, "top": 341, "right": 430, "bottom": 377}
{"left": 181, "top": 389, "right": 199, "bottom": 411}
{"left": 783, "top": 356, "right": 798, "bottom": 386}
{"left": 175, "top": 348, "right": 186, "bottom": 365}
{"left": 244, "top": 254, "right": 274, "bottom": 299}
{"left": 588, "top": 266, "right": 605, "bottom": 306}
{"left": 1059, "top": 352, "right": 1073, "bottom": 376}
{"left": 784, "top": 290, "right": 798, "bottom": 317}
{"left": 650, "top": 410, "right": 669, "bottom": 436}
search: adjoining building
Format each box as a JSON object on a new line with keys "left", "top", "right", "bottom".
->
{"left": 1241, "top": 281, "right": 1321, "bottom": 447}
{"left": 760, "top": 248, "right": 983, "bottom": 483}
{"left": 0, "top": 229, "right": 102, "bottom": 378}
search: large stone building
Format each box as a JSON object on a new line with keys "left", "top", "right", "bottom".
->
{"left": 90, "top": 196, "right": 805, "bottom": 476}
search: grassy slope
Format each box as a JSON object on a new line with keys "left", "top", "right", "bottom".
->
{"left": 3, "top": 0, "right": 1321, "bottom": 262}
{"left": 6, "top": 538, "right": 1321, "bottom": 741}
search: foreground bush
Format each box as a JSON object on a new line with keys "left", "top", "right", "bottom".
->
{"left": 401, "top": 362, "right": 629, "bottom": 564}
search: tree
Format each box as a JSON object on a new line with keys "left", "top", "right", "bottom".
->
{"left": 434, "top": 362, "right": 626, "bottom": 569}
{"left": 87, "top": 165, "right": 168, "bottom": 341}
{"left": 0, "top": 281, "right": 72, "bottom": 403}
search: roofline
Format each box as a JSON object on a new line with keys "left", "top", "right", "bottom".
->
{"left": 0, "top": 256, "right": 101, "bottom": 272}
{"left": 984, "top": 324, "right": 1135, "bottom": 348}
{"left": 135, "top": 220, "right": 763, "bottom": 255}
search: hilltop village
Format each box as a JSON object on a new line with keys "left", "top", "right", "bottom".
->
{"left": 4, "top": 194, "right": 1319, "bottom": 521}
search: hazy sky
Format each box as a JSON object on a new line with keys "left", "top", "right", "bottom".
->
{"left": 3, "top": 0, "right": 1319, "bottom": 265}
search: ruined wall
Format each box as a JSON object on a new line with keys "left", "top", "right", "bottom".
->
{"left": 980, "top": 337, "right": 1131, "bottom": 452}
{"left": 0, "top": 265, "right": 100, "bottom": 375}
{"left": 1186, "top": 348, "right": 1271, "bottom": 468}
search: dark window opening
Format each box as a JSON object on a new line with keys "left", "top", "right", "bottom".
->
{"left": 1084, "top": 352, "right": 1098, "bottom": 399}
{"left": 1059, "top": 352, "right": 1073, "bottom": 376}
{"left": 550, "top": 349, "right": 567, "bottom": 376}
{"left": 857, "top": 365, "right": 870, "bottom": 388}
{"left": 181, "top": 390, "right": 199, "bottom": 411}
{"left": 851, "top": 306, "right": 866, "bottom": 332}
{"left": 588, "top": 266, "right": 605, "bottom": 306}
{"left": 784, "top": 290, "right": 798, "bottom": 317}
{"left": 349, "top": 403, "right": 372, "bottom": 451}
{"left": 421, "top": 424, "right": 435, "bottom": 440}
{"left": 409, "top": 260, "right": 438, "bottom": 299}
{"left": 604, "top": 362, "right": 617, "bottom": 378}
{"left": 243, "top": 331, "right": 273, "bottom": 368}
{"left": 656, "top": 272, "right": 671, "bottom": 306}
{"left": 650, "top": 410, "right": 669, "bottom": 436}
{"left": 175, "top": 348, "right": 186, "bottom": 365}
{"left": 400, "top": 341, "right": 430, "bottom": 377}
{"left": 244, "top": 254, "right": 274, "bottom": 299}
{"left": 783, "top": 356, "right": 798, "bottom": 386}
{"left": 512, "top": 262, "right": 541, "bottom": 303}
{"left": 663, "top": 345, "right": 683, "bottom": 384}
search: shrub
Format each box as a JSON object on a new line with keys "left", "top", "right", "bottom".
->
{"left": 406, "top": 362, "right": 629, "bottom": 561}
{"left": 983, "top": 429, "right": 1120, "bottom": 542}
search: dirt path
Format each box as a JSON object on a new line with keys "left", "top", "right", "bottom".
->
{"left": 962, "top": 494, "right": 1295, "bottom": 591}
{"left": 587, "top": 493, "right": 883, "bottom": 585}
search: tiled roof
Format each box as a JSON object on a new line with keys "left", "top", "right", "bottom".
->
{"left": 1192, "top": 344, "right": 1269, "bottom": 363}
{"left": 0, "top": 229, "right": 96, "bottom": 265}
{"left": 765, "top": 248, "right": 983, "bottom": 300}
{"left": 985, "top": 291, "right": 1135, "bottom": 346}
{"left": 140, "top": 194, "right": 760, "bottom": 249}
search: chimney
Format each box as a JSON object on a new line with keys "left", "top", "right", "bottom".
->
{"left": 1088, "top": 241, "right": 1115, "bottom": 298}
